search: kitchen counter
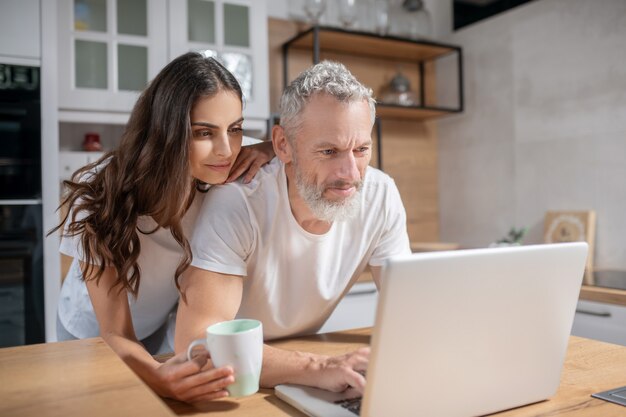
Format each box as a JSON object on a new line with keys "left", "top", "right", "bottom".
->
{"left": 580, "top": 268, "right": 626, "bottom": 306}
{"left": 3, "top": 329, "right": 626, "bottom": 416}
{"left": 580, "top": 284, "right": 626, "bottom": 306}
{"left": 360, "top": 250, "right": 626, "bottom": 307}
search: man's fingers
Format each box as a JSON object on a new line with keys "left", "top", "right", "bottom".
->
{"left": 344, "top": 369, "right": 367, "bottom": 394}
{"left": 344, "top": 347, "right": 370, "bottom": 371}
{"left": 342, "top": 387, "right": 363, "bottom": 399}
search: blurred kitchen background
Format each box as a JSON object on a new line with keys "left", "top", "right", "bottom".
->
{"left": 0, "top": 0, "right": 624, "bottom": 347}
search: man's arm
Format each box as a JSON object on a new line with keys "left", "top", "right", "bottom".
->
{"left": 175, "top": 266, "right": 244, "bottom": 353}
{"left": 176, "top": 266, "right": 369, "bottom": 394}
{"left": 260, "top": 345, "right": 369, "bottom": 393}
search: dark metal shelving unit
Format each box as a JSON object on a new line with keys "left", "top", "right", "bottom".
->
{"left": 280, "top": 26, "right": 464, "bottom": 170}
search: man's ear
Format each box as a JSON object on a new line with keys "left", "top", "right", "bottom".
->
{"left": 272, "top": 125, "right": 293, "bottom": 164}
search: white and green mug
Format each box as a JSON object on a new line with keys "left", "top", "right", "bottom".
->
{"left": 186, "top": 319, "right": 263, "bottom": 397}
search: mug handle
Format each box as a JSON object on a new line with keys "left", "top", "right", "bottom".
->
{"left": 186, "top": 338, "right": 207, "bottom": 361}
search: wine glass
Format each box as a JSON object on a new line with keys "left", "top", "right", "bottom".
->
{"left": 303, "top": 0, "right": 327, "bottom": 25}
{"left": 372, "top": 0, "right": 390, "bottom": 35}
{"left": 338, "top": 0, "right": 358, "bottom": 29}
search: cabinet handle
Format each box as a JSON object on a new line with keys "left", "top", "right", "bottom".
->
{"left": 576, "top": 309, "right": 612, "bottom": 318}
{"left": 0, "top": 108, "right": 27, "bottom": 116}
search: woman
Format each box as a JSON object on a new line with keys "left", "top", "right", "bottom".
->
{"left": 52, "top": 52, "right": 273, "bottom": 403}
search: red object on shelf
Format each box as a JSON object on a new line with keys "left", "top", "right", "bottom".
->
{"left": 83, "top": 132, "right": 102, "bottom": 151}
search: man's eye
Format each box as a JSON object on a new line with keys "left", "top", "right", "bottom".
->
{"left": 355, "top": 147, "right": 369, "bottom": 153}
{"left": 320, "top": 149, "right": 335, "bottom": 156}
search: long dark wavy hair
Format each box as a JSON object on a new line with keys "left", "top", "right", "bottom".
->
{"left": 50, "top": 52, "right": 243, "bottom": 297}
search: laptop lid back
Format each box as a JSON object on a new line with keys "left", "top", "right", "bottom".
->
{"left": 362, "top": 242, "right": 588, "bottom": 417}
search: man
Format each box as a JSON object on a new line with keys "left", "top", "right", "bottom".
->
{"left": 178, "top": 61, "right": 411, "bottom": 394}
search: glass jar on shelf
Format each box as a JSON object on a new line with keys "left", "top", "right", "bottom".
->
{"left": 378, "top": 70, "right": 419, "bottom": 107}
{"left": 389, "top": 0, "right": 432, "bottom": 40}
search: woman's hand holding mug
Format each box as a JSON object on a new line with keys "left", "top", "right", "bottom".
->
{"left": 187, "top": 319, "right": 263, "bottom": 397}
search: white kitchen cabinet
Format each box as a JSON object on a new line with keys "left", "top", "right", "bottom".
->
{"left": 319, "top": 282, "right": 379, "bottom": 334}
{"left": 168, "top": 0, "right": 269, "bottom": 122}
{"left": 57, "top": 0, "right": 168, "bottom": 112}
{"left": 56, "top": 0, "right": 269, "bottom": 124}
{"left": 0, "top": 0, "right": 41, "bottom": 63}
{"left": 571, "top": 299, "right": 626, "bottom": 346}
{"left": 59, "top": 151, "right": 105, "bottom": 181}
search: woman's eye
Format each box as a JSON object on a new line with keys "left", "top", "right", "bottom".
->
{"left": 194, "top": 129, "right": 212, "bottom": 137}
{"left": 229, "top": 127, "right": 243, "bottom": 134}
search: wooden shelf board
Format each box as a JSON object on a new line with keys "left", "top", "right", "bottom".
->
{"left": 376, "top": 104, "right": 459, "bottom": 120}
{"left": 287, "top": 27, "right": 458, "bottom": 62}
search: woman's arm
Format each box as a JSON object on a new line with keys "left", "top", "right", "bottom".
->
{"left": 82, "top": 262, "right": 234, "bottom": 403}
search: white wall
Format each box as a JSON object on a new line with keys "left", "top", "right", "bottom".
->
{"left": 437, "top": 0, "right": 626, "bottom": 270}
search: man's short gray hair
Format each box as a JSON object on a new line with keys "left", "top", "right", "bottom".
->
{"left": 279, "top": 61, "right": 376, "bottom": 139}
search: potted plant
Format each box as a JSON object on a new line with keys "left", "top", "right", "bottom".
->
{"left": 490, "top": 227, "right": 528, "bottom": 247}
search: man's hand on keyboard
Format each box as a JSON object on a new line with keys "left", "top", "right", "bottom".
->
{"left": 312, "top": 347, "right": 370, "bottom": 394}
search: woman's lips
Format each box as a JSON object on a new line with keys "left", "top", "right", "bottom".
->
{"left": 205, "top": 161, "right": 231, "bottom": 172}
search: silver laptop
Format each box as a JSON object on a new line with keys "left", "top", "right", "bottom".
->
{"left": 275, "top": 242, "right": 588, "bottom": 417}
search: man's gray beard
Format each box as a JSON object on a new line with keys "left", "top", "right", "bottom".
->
{"left": 294, "top": 169, "right": 362, "bottom": 223}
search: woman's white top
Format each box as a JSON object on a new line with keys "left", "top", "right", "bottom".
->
{"left": 58, "top": 191, "right": 206, "bottom": 340}
{"left": 58, "top": 137, "right": 260, "bottom": 339}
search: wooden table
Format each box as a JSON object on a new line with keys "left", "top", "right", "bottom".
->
{"left": 0, "top": 338, "right": 173, "bottom": 417}
{"left": 1, "top": 329, "right": 626, "bottom": 417}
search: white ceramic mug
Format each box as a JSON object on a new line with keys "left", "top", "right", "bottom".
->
{"left": 186, "top": 319, "right": 263, "bottom": 397}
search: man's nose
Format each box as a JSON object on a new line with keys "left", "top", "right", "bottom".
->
{"left": 337, "top": 151, "right": 361, "bottom": 182}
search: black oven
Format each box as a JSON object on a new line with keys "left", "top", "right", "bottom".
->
{"left": 0, "top": 64, "right": 41, "bottom": 199}
{"left": 0, "top": 204, "right": 45, "bottom": 346}
{"left": 0, "top": 64, "right": 44, "bottom": 347}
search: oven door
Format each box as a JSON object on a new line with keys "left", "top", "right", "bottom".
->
{"left": 0, "top": 201, "right": 45, "bottom": 347}
{"left": 0, "top": 101, "right": 41, "bottom": 199}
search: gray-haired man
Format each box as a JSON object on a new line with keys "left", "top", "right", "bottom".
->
{"left": 179, "top": 61, "right": 411, "bottom": 394}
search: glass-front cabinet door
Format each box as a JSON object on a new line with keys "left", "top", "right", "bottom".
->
{"left": 58, "top": 0, "right": 167, "bottom": 112}
{"left": 168, "top": 0, "right": 269, "bottom": 124}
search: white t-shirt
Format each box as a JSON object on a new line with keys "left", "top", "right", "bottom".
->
{"left": 58, "top": 191, "right": 206, "bottom": 340}
{"left": 190, "top": 158, "right": 411, "bottom": 340}
{"left": 57, "top": 137, "right": 261, "bottom": 340}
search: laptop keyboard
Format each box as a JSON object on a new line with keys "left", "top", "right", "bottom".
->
{"left": 335, "top": 397, "right": 363, "bottom": 415}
